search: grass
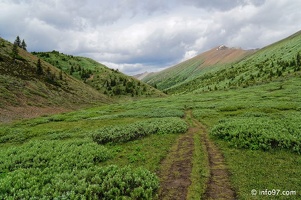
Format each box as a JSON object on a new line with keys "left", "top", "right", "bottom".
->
{"left": 0, "top": 30, "right": 301, "bottom": 199}
{"left": 32, "top": 51, "right": 164, "bottom": 98}
{"left": 0, "top": 38, "right": 110, "bottom": 112}
{"left": 102, "top": 133, "right": 179, "bottom": 172}
{"left": 187, "top": 126, "right": 209, "bottom": 199}
{"left": 1, "top": 60, "right": 301, "bottom": 198}
{"left": 218, "top": 142, "right": 301, "bottom": 199}
{"left": 144, "top": 31, "right": 301, "bottom": 95}
{"left": 0, "top": 98, "right": 187, "bottom": 199}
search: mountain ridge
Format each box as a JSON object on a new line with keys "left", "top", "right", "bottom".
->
{"left": 142, "top": 45, "right": 254, "bottom": 91}
{"left": 143, "top": 30, "right": 301, "bottom": 94}
{"left": 33, "top": 51, "right": 165, "bottom": 98}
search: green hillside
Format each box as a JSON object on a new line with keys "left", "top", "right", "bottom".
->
{"left": 147, "top": 31, "right": 301, "bottom": 94}
{"left": 1, "top": 31, "right": 301, "bottom": 199}
{"left": 1, "top": 74, "right": 301, "bottom": 199}
{"left": 33, "top": 51, "right": 164, "bottom": 98}
{"left": 0, "top": 37, "right": 110, "bottom": 122}
{"left": 143, "top": 45, "right": 253, "bottom": 92}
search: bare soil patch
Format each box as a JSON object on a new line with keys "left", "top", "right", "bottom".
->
{"left": 0, "top": 106, "right": 70, "bottom": 123}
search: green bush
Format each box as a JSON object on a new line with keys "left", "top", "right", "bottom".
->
{"left": 92, "top": 117, "right": 188, "bottom": 144}
{"left": 0, "top": 140, "right": 159, "bottom": 199}
{"left": 0, "top": 140, "right": 112, "bottom": 171}
{"left": 211, "top": 115, "right": 301, "bottom": 153}
{"left": 0, "top": 165, "right": 159, "bottom": 199}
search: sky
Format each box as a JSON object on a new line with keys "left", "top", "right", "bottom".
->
{"left": 1, "top": 0, "right": 301, "bottom": 75}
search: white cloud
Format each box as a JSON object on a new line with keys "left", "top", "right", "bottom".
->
{"left": 1, "top": 0, "right": 301, "bottom": 75}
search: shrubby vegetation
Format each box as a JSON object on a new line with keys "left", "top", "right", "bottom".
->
{"left": 0, "top": 140, "right": 159, "bottom": 199}
{"left": 92, "top": 117, "right": 188, "bottom": 144}
{"left": 32, "top": 51, "right": 162, "bottom": 97}
{"left": 0, "top": 165, "right": 159, "bottom": 199}
{"left": 145, "top": 32, "right": 301, "bottom": 95}
{"left": 0, "top": 102, "right": 186, "bottom": 199}
{"left": 0, "top": 140, "right": 112, "bottom": 171}
{"left": 211, "top": 115, "right": 301, "bottom": 153}
{"left": 1, "top": 31, "right": 301, "bottom": 199}
{"left": 89, "top": 107, "right": 185, "bottom": 120}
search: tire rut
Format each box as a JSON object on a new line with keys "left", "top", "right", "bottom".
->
{"left": 158, "top": 127, "right": 195, "bottom": 200}
{"left": 193, "top": 117, "right": 236, "bottom": 200}
{"left": 158, "top": 111, "right": 235, "bottom": 199}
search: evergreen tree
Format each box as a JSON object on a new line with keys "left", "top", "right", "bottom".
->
{"left": 110, "top": 78, "right": 116, "bottom": 87}
{"left": 70, "top": 66, "right": 74, "bottom": 75}
{"left": 59, "top": 70, "right": 63, "bottom": 80}
{"left": 14, "top": 36, "right": 21, "bottom": 47}
{"left": 21, "top": 39, "right": 27, "bottom": 50}
{"left": 12, "top": 42, "right": 19, "bottom": 58}
{"left": 36, "top": 59, "right": 43, "bottom": 75}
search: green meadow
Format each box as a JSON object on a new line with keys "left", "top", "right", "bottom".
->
{"left": 1, "top": 74, "right": 301, "bottom": 199}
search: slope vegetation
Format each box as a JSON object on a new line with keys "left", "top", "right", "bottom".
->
{"left": 0, "top": 38, "right": 110, "bottom": 122}
{"left": 33, "top": 51, "right": 164, "bottom": 98}
{"left": 1, "top": 30, "right": 301, "bottom": 199}
{"left": 146, "top": 31, "right": 301, "bottom": 94}
{"left": 143, "top": 45, "right": 253, "bottom": 91}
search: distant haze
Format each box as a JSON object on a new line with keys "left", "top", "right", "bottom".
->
{"left": 1, "top": 0, "right": 301, "bottom": 75}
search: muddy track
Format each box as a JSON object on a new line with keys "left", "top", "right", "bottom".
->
{"left": 158, "top": 111, "right": 235, "bottom": 200}
{"left": 194, "top": 119, "right": 236, "bottom": 200}
{"left": 158, "top": 125, "right": 195, "bottom": 200}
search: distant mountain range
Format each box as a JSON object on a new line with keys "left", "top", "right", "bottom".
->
{"left": 141, "top": 30, "right": 301, "bottom": 94}
{"left": 132, "top": 71, "right": 154, "bottom": 80}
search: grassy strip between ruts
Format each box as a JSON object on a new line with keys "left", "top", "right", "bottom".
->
{"left": 184, "top": 110, "right": 209, "bottom": 199}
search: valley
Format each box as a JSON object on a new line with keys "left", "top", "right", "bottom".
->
{"left": 1, "top": 30, "right": 301, "bottom": 199}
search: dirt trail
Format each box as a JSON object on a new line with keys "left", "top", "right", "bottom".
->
{"left": 193, "top": 117, "right": 236, "bottom": 200}
{"left": 158, "top": 123, "right": 195, "bottom": 199}
{"left": 158, "top": 111, "right": 235, "bottom": 200}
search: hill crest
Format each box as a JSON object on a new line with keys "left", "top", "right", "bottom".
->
{"left": 33, "top": 51, "right": 165, "bottom": 98}
{"left": 0, "top": 37, "right": 110, "bottom": 122}
{"left": 142, "top": 45, "right": 253, "bottom": 90}
{"left": 143, "top": 30, "right": 301, "bottom": 94}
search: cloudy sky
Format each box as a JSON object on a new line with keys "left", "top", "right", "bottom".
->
{"left": 1, "top": 0, "right": 301, "bottom": 75}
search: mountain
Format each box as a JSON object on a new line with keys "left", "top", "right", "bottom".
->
{"left": 0, "top": 37, "right": 111, "bottom": 122}
{"left": 142, "top": 45, "right": 254, "bottom": 92}
{"left": 143, "top": 30, "right": 301, "bottom": 94}
{"left": 33, "top": 51, "right": 164, "bottom": 98}
{"left": 132, "top": 71, "right": 154, "bottom": 80}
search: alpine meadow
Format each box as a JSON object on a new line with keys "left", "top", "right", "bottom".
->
{"left": 1, "top": 27, "right": 301, "bottom": 200}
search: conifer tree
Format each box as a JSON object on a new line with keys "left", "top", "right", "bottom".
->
{"left": 59, "top": 70, "right": 63, "bottom": 80}
{"left": 36, "top": 59, "right": 43, "bottom": 75}
{"left": 14, "top": 36, "right": 21, "bottom": 47}
{"left": 70, "top": 66, "right": 74, "bottom": 75}
{"left": 12, "top": 42, "right": 19, "bottom": 59}
{"left": 21, "top": 39, "right": 27, "bottom": 50}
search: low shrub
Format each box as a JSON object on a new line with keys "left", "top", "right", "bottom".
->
{"left": 92, "top": 117, "right": 188, "bottom": 144}
{"left": 211, "top": 115, "right": 301, "bottom": 153}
